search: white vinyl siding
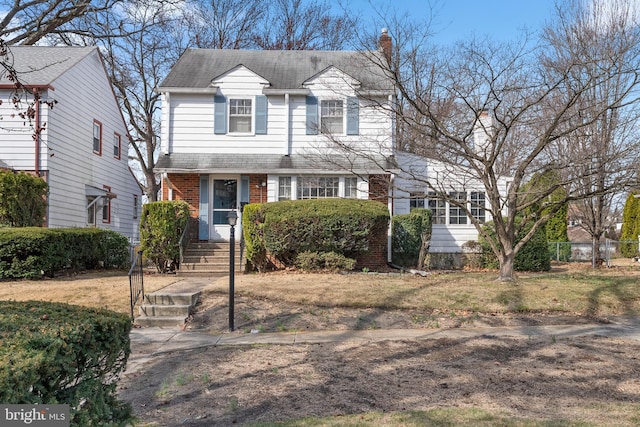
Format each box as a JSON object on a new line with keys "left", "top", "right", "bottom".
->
{"left": 28, "top": 49, "right": 141, "bottom": 239}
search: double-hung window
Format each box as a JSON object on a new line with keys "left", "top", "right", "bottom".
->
{"left": 345, "top": 177, "right": 358, "bottom": 198}
{"left": 113, "top": 133, "right": 121, "bottom": 159}
{"left": 93, "top": 120, "right": 102, "bottom": 154}
{"left": 449, "top": 191, "right": 467, "bottom": 224}
{"left": 320, "top": 100, "right": 343, "bottom": 134}
{"left": 470, "top": 191, "right": 486, "bottom": 223}
{"left": 426, "top": 192, "right": 446, "bottom": 224}
{"left": 278, "top": 177, "right": 292, "bottom": 201}
{"left": 229, "top": 98, "right": 252, "bottom": 133}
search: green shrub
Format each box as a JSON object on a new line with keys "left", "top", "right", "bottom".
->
{"left": 620, "top": 192, "right": 640, "bottom": 257}
{"left": 392, "top": 209, "right": 432, "bottom": 268}
{"left": 0, "top": 228, "right": 130, "bottom": 278}
{"left": 480, "top": 219, "right": 551, "bottom": 272}
{"left": 295, "top": 251, "right": 356, "bottom": 271}
{"left": 241, "top": 203, "right": 269, "bottom": 272}
{"left": 140, "top": 201, "right": 190, "bottom": 273}
{"left": 0, "top": 300, "right": 132, "bottom": 425}
{"left": 0, "top": 170, "right": 48, "bottom": 227}
{"left": 243, "top": 199, "right": 389, "bottom": 270}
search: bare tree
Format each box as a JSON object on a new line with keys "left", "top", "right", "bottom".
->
{"left": 181, "top": 0, "right": 265, "bottom": 49}
{"left": 342, "top": 2, "right": 640, "bottom": 281}
{"left": 543, "top": 0, "right": 640, "bottom": 267}
{"left": 0, "top": 0, "right": 125, "bottom": 45}
{"left": 253, "top": 0, "right": 354, "bottom": 50}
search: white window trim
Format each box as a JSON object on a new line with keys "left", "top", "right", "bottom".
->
{"left": 228, "top": 97, "right": 255, "bottom": 136}
{"left": 320, "top": 99, "right": 345, "bottom": 135}
{"left": 278, "top": 176, "right": 362, "bottom": 200}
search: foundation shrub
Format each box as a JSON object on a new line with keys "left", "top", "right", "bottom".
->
{"left": 0, "top": 300, "right": 132, "bottom": 425}
{"left": 140, "top": 201, "right": 190, "bottom": 273}
{"left": 244, "top": 199, "right": 389, "bottom": 270}
{"left": 295, "top": 251, "right": 356, "bottom": 271}
{"left": 392, "top": 209, "right": 432, "bottom": 268}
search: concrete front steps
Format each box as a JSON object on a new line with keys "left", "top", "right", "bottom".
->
{"left": 178, "top": 241, "right": 243, "bottom": 277}
{"left": 135, "top": 290, "right": 201, "bottom": 328}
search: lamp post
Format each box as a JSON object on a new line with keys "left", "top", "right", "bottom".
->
{"left": 227, "top": 210, "right": 238, "bottom": 331}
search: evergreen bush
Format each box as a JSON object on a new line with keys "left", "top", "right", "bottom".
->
{"left": 0, "top": 301, "right": 132, "bottom": 425}
{"left": 391, "top": 208, "right": 432, "bottom": 268}
{"left": 480, "top": 219, "right": 551, "bottom": 272}
{"left": 0, "top": 170, "right": 48, "bottom": 227}
{"left": 140, "top": 201, "right": 190, "bottom": 273}
{"left": 243, "top": 199, "right": 389, "bottom": 270}
{"left": 0, "top": 228, "right": 130, "bottom": 278}
{"left": 620, "top": 192, "right": 640, "bottom": 258}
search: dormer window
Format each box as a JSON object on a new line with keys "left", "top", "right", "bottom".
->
{"left": 229, "top": 98, "right": 252, "bottom": 133}
{"left": 321, "top": 100, "right": 343, "bottom": 134}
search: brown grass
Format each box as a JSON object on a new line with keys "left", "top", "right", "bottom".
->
{"left": 0, "top": 271, "right": 180, "bottom": 314}
{"left": 2, "top": 261, "right": 640, "bottom": 319}
{"left": 203, "top": 262, "right": 640, "bottom": 317}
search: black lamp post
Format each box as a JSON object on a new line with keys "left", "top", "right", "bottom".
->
{"left": 227, "top": 210, "right": 238, "bottom": 331}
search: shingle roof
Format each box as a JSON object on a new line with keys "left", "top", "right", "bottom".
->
{"left": 0, "top": 46, "right": 96, "bottom": 86}
{"left": 159, "top": 49, "right": 393, "bottom": 92}
{"left": 154, "top": 153, "right": 396, "bottom": 175}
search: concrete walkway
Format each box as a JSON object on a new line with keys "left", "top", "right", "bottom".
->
{"left": 126, "top": 316, "right": 640, "bottom": 374}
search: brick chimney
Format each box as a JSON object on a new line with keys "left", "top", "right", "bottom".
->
{"left": 379, "top": 28, "right": 392, "bottom": 63}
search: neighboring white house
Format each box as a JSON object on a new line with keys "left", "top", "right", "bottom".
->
{"left": 156, "top": 30, "right": 504, "bottom": 266}
{"left": 0, "top": 46, "right": 141, "bottom": 240}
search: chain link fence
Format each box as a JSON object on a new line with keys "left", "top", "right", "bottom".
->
{"left": 548, "top": 240, "right": 639, "bottom": 266}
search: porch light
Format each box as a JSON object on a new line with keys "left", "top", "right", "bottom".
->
{"left": 227, "top": 210, "right": 238, "bottom": 226}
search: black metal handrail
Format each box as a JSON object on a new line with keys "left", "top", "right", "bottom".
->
{"left": 178, "top": 218, "right": 191, "bottom": 266}
{"left": 128, "top": 250, "right": 144, "bottom": 321}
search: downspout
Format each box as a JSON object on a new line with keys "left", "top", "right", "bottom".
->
{"left": 388, "top": 173, "right": 395, "bottom": 263}
{"left": 285, "top": 93, "right": 291, "bottom": 155}
{"left": 34, "top": 88, "right": 40, "bottom": 176}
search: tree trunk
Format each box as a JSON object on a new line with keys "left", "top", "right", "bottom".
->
{"left": 417, "top": 227, "right": 432, "bottom": 270}
{"left": 498, "top": 252, "right": 516, "bottom": 282}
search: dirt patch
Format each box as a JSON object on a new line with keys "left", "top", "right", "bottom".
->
{"left": 118, "top": 335, "right": 640, "bottom": 426}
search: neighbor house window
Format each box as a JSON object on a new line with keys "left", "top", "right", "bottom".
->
{"left": 278, "top": 177, "right": 291, "bottom": 201}
{"left": 133, "top": 195, "right": 139, "bottom": 219}
{"left": 320, "top": 100, "right": 343, "bottom": 134}
{"left": 229, "top": 98, "right": 252, "bottom": 133}
{"left": 449, "top": 191, "right": 467, "bottom": 224}
{"left": 87, "top": 196, "right": 97, "bottom": 225}
{"left": 113, "top": 133, "right": 121, "bottom": 159}
{"left": 297, "top": 177, "right": 339, "bottom": 199}
{"left": 345, "top": 177, "right": 358, "bottom": 198}
{"left": 93, "top": 120, "right": 102, "bottom": 154}
{"left": 102, "top": 186, "right": 111, "bottom": 223}
{"left": 409, "top": 192, "right": 425, "bottom": 210}
{"left": 470, "top": 191, "right": 486, "bottom": 223}
{"left": 427, "top": 192, "right": 446, "bottom": 224}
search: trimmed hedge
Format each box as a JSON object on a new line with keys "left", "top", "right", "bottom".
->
{"left": 243, "top": 199, "right": 389, "bottom": 271}
{"left": 0, "top": 301, "right": 132, "bottom": 425}
{"left": 0, "top": 228, "right": 130, "bottom": 279}
{"left": 140, "top": 201, "right": 190, "bottom": 273}
{"left": 392, "top": 208, "right": 432, "bottom": 268}
{"left": 620, "top": 191, "right": 640, "bottom": 257}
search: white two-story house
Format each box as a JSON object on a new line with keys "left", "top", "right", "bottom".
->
{"left": 0, "top": 46, "right": 141, "bottom": 240}
{"left": 156, "top": 33, "right": 397, "bottom": 266}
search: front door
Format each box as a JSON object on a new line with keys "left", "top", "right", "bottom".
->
{"left": 210, "top": 178, "right": 239, "bottom": 241}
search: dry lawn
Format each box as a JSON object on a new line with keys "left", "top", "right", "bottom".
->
{"left": 0, "top": 270, "right": 180, "bottom": 314}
